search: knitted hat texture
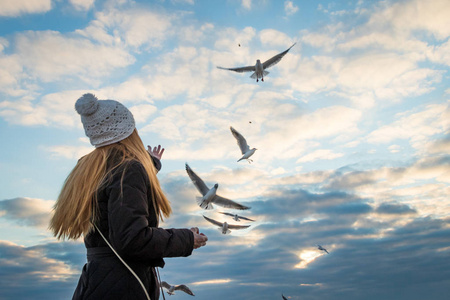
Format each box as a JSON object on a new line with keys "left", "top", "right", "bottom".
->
{"left": 75, "top": 93, "right": 135, "bottom": 147}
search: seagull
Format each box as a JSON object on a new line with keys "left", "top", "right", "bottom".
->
{"left": 219, "top": 212, "right": 254, "bottom": 222}
{"left": 318, "top": 245, "right": 329, "bottom": 254}
{"left": 186, "top": 163, "right": 251, "bottom": 210}
{"left": 161, "top": 281, "right": 194, "bottom": 296}
{"left": 203, "top": 215, "right": 250, "bottom": 234}
{"left": 230, "top": 126, "right": 257, "bottom": 163}
{"left": 282, "top": 294, "right": 288, "bottom": 300}
{"left": 217, "top": 43, "right": 296, "bottom": 82}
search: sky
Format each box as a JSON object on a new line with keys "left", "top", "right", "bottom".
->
{"left": 0, "top": 0, "right": 449, "bottom": 299}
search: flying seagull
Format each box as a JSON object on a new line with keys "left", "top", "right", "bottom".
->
{"left": 217, "top": 43, "right": 296, "bottom": 82}
{"left": 318, "top": 245, "right": 329, "bottom": 254}
{"left": 186, "top": 163, "right": 251, "bottom": 210}
{"left": 230, "top": 126, "right": 257, "bottom": 163}
{"left": 219, "top": 212, "right": 254, "bottom": 222}
{"left": 161, "top": 281, "right": 194, "bottom": 296}
{"left": 203, "top": 215, "right": 250, "bottom": 234}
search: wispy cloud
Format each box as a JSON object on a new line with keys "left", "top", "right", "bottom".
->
{"left": 0, "top": 0, "right": 52, "bottom": 17}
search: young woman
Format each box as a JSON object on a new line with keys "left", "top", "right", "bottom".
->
{"left": 50, "top": 93, "right": 207, "bottom": 300}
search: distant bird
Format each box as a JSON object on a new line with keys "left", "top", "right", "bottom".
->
{"left": 238, "top": 43, "right": 241, "bottom": 47}
{"left": 318, "top": 245, "right": 329, "bottom": 254}
{"left": 219, "top": 212, "right": 254, "bottom": 222}
{"left": 203, "top": 215, "right": 250, "bottom": 234}
{"left": 282, "top": 294, "right": 288, "bottom": 300}
{"left": 230, "top": 126, "right": 257, "bottom": 163}
{"left": 161, "top": 281, "right": 194, "bottom": 296}
{"left": 186, "top": 163, "right": 251, "bottom": 210}
{"left": 217, "top": 43, "right": 296, "bottom": 82}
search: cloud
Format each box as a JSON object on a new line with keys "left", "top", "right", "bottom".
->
{"left": 0, "top": 240, "right": 84, "bottom": 300}
{"left": 0, "top": 197, "right": 54, "bottom": 228}
{"left": 69, "top": 0, "right": 95, "bottom": 11}
{"left": 0, "top": 0, "right": 51, "bottom": 17}
{"left": 284, "top": 1, "right": 298, "bottom": 16}
{"left": 367, "top": 102, "right": 450, "bottom": 148}
{"left": 376, "top": 203, "right": 416, "bottom": 215}
{"left": 297, "top": 149, "right": 344, "bottom": 163}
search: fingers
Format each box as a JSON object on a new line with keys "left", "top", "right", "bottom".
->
{"left": 190, "top": 227, "right": 199, "bottom": 234}
{"left": 193, "top": 231, "right": 208, "bottom": 249}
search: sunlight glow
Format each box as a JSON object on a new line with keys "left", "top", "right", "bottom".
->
{"left": 294, "top": 250, "right": 323, "bottom": 269}
{"left": 192, "top": 279, "right": 233, "bottom": 285}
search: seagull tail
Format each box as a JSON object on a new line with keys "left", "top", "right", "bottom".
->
{"left": 250, "top": 72, "right": 257, "bottom": 79}
{"left": 263, "top": 70, "right": 269, "bottom": 76}
{"left": 219, "top": 228, "right": 232, "bottom": 235}
{"left": 196, "top": 197, "right": 214, "bottom": 210}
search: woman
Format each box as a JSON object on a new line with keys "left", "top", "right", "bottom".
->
{"left": 49, "top": 93, "right": 207, "bottom": 300}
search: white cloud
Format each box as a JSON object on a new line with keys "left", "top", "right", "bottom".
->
{"left": 367, "top": 102, "right": 450, "bottom": 149}
{"left": 129, "top": 104, "right": 157, "bottom": 124}
{"left": 284, "top": 1, "right": 298, "bottom": 16}
{"left": 241, "top": 0, "right": 251, "bottom": 10}
{"left": 44, "top": 144, "right": 93, "bottom": 160}
{"left": 0, "top": 0, "right": 51, "bottom": 17}
{"left": 368, "top": 0, "right": 450, "bottom": 40}
{"left": 297, "top": 149, "right": 344, "bottom": 163}
{"left": 259, "top": 29, "right": 294, "bottom": 48}
{"left": 69, "top": 0, "right": 95, "bottom": 11}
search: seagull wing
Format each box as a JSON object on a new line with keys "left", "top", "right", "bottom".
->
{"left": 161, "top": 281, "right": 171, "bottom": 290}
{"left": 230, "top": 126, "right": 250, "bottom": 154}
{"left": 175, "top": 285, "right": 195, "bottom": 296}
{"left": 212, "top": 195, "right": 251, "bottom": 210}
{"left": 217, "top": 65, "right": 256, "bottom": 73}
{"left": 219, "top": 212, "right": 235, "bottom": 217}
{"left": 185, "top": 163, "right": 209, "bottom": 196}
{"left": 282, "top": 294, "right": 288, "bottom": 300}
{"left": 227, "top": 223, "right": 251, "bottom": 230}
{"left": 239, "top": 215, "right": 255, "bottom": 222}
{"left": 262, "top": 43, "right": 296, "bottom": 70}
{"left": 203, "top": 215, "right": 223, "bottom": 227}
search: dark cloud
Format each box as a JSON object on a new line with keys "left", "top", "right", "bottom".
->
{"left": 376, "top": 202, "right": 417, "bottom": 215}
{"left": 0, "top": 240, "right": 84, "bottom": 300}
{"left": 0, "top": 197, "right": 53, "bottom": 227}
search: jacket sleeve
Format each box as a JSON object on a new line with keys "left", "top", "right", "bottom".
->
{"left": 150, "top": 154, "right": 162, "bottom": 173}
{"left": 106, "top": 161, "right": 193, "bottom": 262}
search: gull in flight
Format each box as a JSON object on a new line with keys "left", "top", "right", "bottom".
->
{"left": 217, "top": 43, "right": 296, "bottom": 82}
{"left": 186, "top": 163, "right": 251, "bottom": 210}
{"left": 203, "top": 215, "right": 250, "bottom": 234}
{"left": 161, "top": 281, "right": 194, "bottom": 296}
{"left": 230, "top": 126, "right": 257, "bottom": 163}
{"left": 219, "top": 212, "right": 254, "bottom": 222}
{"left": 318, "top": 245, "right": 329, "bottom": 254}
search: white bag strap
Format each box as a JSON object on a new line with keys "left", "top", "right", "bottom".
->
{"left": 93, "top": 224, "right": 151, "bottom": 300}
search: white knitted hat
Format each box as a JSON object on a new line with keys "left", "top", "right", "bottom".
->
{"left": 75, "top": 93, "right": 135, "bottom": 147}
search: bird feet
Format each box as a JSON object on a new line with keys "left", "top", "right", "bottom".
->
{"left": 262, "top": 78, "right": 264, "bottom": 82}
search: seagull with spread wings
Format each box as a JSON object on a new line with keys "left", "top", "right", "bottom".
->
{"left": 203, "top": 215, "right": 250, "bottom": 235}
{"left": 318, "top": 245, "right": 329, "bottom": 254}
{"left": 219, "top": 212, "right": 254, "bottom": 222}
{"left": 161, "top": 281, "right": 194, "bottom": 296}
{"left": 217, "top": 43, "right": 296, "bottom": 82}
{"left": 230, "top": 126, "right": 257, "bottom": 163}
{"left": 186, "top": 163, "right": 250, "bottom": 210}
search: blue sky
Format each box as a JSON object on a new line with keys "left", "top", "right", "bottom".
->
{"left": 0, "top": 0, "right": 449, "bottom": 299}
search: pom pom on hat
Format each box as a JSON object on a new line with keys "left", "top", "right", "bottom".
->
{"left": 75, "top": 93, "right": 99, "bottom": 116}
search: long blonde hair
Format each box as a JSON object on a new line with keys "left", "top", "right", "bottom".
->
{"left": 49, "top": 129, "right": 171, "bottom": 240}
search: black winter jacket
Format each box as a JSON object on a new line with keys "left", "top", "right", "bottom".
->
{"left": 72, "top": 156, "right": 194, "bottom": 300}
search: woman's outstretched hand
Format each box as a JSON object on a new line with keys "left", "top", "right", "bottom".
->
{"left": 147, "top": 145, "right": 165, "bottom": 160}
{"left": 190, "top": 227, "right": 208, "bottom": 249}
